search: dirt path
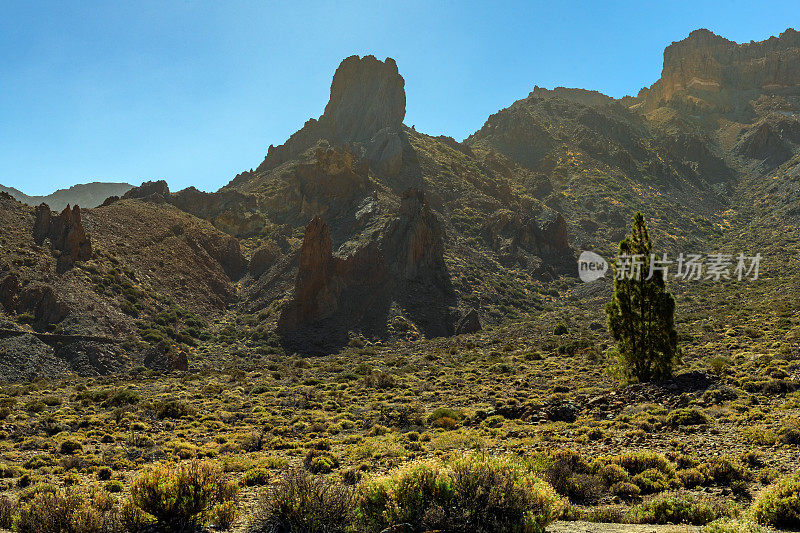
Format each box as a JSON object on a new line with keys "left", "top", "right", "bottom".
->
{"left": 547, "top": 522, "right": 701, "bottom": 533}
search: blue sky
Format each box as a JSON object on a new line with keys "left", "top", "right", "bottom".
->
{"left": 1, "top": 1, "right": 797, "bottom": 195}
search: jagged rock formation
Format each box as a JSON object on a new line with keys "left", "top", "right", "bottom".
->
{"left": 12, "top": 28, "right": 800, "bottom": 368}
{"left": 122, "top": 180, "right": 268, "bottom": 238}
{"left": 482, "top": 209, "right": 569, "bottom": 259}
{"left": 33, "top": 204, "right": 92, "bottom": 271}
{"left": 277, "top": 189, "right": 455, "bottom": 353}
{"left": 230, "top": 55, "right": 410, "bottom": 186}
{"left": 639, "top": 28, "right": 800, "bottom": 116}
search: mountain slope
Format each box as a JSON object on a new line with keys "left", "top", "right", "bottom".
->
{"left": 0, "top": 181, "right": 134, "bottom": 210}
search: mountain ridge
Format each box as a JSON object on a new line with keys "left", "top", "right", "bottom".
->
{"left": 0, "top": 181, "right": 134, "bottom": 211}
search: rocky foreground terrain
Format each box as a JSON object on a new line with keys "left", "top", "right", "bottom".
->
{"left": 0, "top": 27, "right": 800, "bottom": 532}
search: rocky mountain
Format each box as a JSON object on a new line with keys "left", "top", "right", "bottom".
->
{"left": 0, "top": 181, "right": 133, "bottom": 211}
{"left": 1, "top": 28, "right": 799, "bottom": 379}
{"left": 638, "top": 28, "right": 800, "bottom": 118}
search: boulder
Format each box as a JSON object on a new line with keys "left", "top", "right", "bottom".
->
{"left": 456, "top": 309, "right": 481, "bottom": 334}
{"left": 16, "top": 282, "right": 67, "bottom": 326}
{"left": 249, "top": 242, "right": 281, "bottom": 278}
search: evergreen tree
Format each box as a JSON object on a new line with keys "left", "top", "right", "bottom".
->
{"left": 606, "top": 213, "right": 679, "bottom": 382}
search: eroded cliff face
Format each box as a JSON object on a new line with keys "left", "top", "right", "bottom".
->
{"left": 277, "top": 189, "right": 456, "bottom": 353}
{"left": 33, "top": 204, "right": 92, "bottom": 272}
{"left": 640, "top": 28, "right": 800, "bottom": 115}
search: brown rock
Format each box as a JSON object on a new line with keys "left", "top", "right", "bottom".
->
{"left": 33, "top": 204, "right": 92, "bottom": 271}
{"left": 249, "top": 242, "right": 281, "bottom": 278}
{"left": 641, "top": 28, "right": 800, "bottom": 114}
{"left": 456, "top": 309, "right": 482, "bottom": 334}
{"left": 16, "top": 282, "right": 67, "bottom": 326}
{"left": 294, "top": 146, "right": 372, "bottom": 220}
{"left": 122, "top": 180, "right": 170, "bottom": 200}
{"left": 249, "top": 55, "right": 409, "bottom": 180}
{"left": 386, "top": 188, "right": 446, "bottom": 279}
{"left": 322, "top": 55, "right": 406, "bottom": 143}
{"left": 278, "top": 217, "right": 342, "bottom": 334}
{"left": 277, "top": 189, "right": 455, "bottom": 351}
{"left": 0, "top": 273, "right": 19, "bottom": 311}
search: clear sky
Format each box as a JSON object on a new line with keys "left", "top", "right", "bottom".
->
{"left": 1, "top": 0, "right": 797, "bottom": 195}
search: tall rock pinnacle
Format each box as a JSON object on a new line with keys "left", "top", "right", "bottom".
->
{"left": 251, "top": 55, "right": 409, "bottom": 179}
{"left": 322, "top": 55, "right": 406, "bottom": 143}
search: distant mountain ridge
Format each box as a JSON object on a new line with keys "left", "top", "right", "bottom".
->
{"left": 0, "top": 182, "right": 133, "bottom": 211}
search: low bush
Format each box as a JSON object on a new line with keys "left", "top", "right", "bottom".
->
{"left": 129, "top": 460, "right": 238, "bottom": 528}
{"left": 626, "top": 492, "right": 719, "bottom": 525}
{"left": 242, "top": 467, "right": 271, "bottom": 487}
{"left": 304, "top": 450, "right": 339, "bottom": 474}
{"left": 667, "top": 408, "right": 710, "bottom": 427}
{"left": 699, "top": 456, "right": 751, "bottom": 485}
{"left": 357, "top": 454, "right": 564, "bottom": 533}
{"left": 251, "top": 469, "right": 354, "bottom": 533}
{"left": 752, "top": 472, "right": 800, "bottom": 527}
{"left": 15, "top": 486, "right": 120, "bottom": 533}
{"left": 610, "top": 481, "right": 641, "bottom": 499}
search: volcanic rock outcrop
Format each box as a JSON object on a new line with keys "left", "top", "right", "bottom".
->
{"left": 277, "top": 188, "right": 455, "bottom": 353}
{"left": 640, "top": 28, "right": 800, "bottom": 116}
{"left": 0, "top": 272, "right": 66, "bottom": 329}
{"left": 238, "top": 55, "right": 409, "bottom": 182}
{"left": 33, "top": 204, "right": 92, "bottom": 271}
{"left": 122, "top": 180, "right": 267, "bottom": 238}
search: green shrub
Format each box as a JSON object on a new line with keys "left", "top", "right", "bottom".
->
{"left": 243, "top": 467, "right": 271, "bottom": 487}
{"left": 357, "top": 455, "right": 564, "bottom": 533}
{"left": 597, "top": 463, "right": 629, "bottom": 485}
{"left": 631, "top": 468, "right": 675, "bottom": 495}
{"left": 105, "top": 388, "right": 140, "bottom": 407}
{"left": 752, "top": 472, "right": 800, "bottom": 527}
{"left": 626, "top": 492, "right": 718, "bottom": 525}
{"left": 0, "top": 495, "right": 12, "bottom": 529}
{"left": 678, "top": 468, "right": 705, "bottom": 488}
{"left": 609, "top": 451, "right": 674, "bottom": 476}
{"left": 428, "top": 407, "right": 463, "bottom": 429}
{"left": 304, "top": 450, "right": 339, "bottom": 474}
{"left": 155, "top": 399, "right": 195, "bottom": 419}
{"left": 129, "top": 460, "right": 238, "bottom": 528}
{"left": 15, "top": 486, "right": 118, "bottom": 533}
{"left": 610, "top": 481, "right": 641, "bottom": 499}
{"left": 209, "top": 501, "right": 237, "bottom": 530}
{"left": 667, "top": 408, "right": 710, "bottom": 427}
{"left": 699, "top": 456, "right": 751, "bottom": 485}
{"left": 59, "top": 439, "right": 83, "bottom": 455}
{"left": 104, "top": 480, "right": 124, "bottom": 493}
{"left": 252, "top": 469, "right": 353, "bottom": 533}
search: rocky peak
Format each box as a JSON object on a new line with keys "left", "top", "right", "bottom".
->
{"left": 641, "top": 28, "right": 800, "bottom": 114}
{"left": 321, "top": 55, "right": 406, "bottom": 143}
{"left": 122, "top": 180, "right": 171, "bottom": 200}
{"left": 251, "top": 56, "right": 408, "bottom": 180}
